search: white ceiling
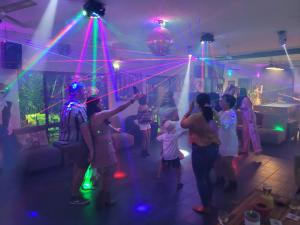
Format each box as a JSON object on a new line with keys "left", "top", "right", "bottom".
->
{"left": 1, "top": 0, "right": 300, "bottom": 59}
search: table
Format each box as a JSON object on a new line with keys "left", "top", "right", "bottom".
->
{"left": 218, "top": 190, "right": 299, "bottom": 225}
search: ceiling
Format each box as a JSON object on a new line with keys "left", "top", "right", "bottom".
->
{"left": 0, "top": 0, "right": 300, "bottom": 62}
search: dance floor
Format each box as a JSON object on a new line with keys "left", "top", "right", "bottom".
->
{"left": 0, "top": 135, "right": 298, "bottom": 225}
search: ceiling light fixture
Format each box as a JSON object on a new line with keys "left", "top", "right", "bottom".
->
{"left": 277, "top": 30, "right": 287, "bottom": 47}
{"left": 201, "top": 33, "right": 214, "bottom": 43}
{"left": 113, "top": 60, "right": 121, "bottom": 71}
{"left": 83, "top": 0, "right": 105, "bottom": 19}
{"left": 156, "top": 19, "right": 166, "bottom": 28}
{"left": 265, "top": 64, "right": 284, "bottom": 71}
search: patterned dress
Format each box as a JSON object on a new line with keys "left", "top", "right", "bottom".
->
{"left": 90, "top": 114, "right": 117, "bottom": 169}
{"left": 240, "top": 97, "right": 262, "bottom": 153}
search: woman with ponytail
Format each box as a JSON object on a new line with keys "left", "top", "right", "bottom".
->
{"left": 180, "top": 93, "right": 219, "bottom": 214}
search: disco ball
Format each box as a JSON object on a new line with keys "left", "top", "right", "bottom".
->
{"left": 147, "top": 27, "right": 174, "bottom": 56}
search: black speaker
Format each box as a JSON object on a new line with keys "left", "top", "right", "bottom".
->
{"left": 1, "top": 42, "right": 22, "bottom": 69}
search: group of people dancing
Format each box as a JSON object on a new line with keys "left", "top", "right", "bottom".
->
{"left": 58, "top": 82, "right": 140, "bottom": 207}
{"left": 58, "top": 81, "right": 262, "bottom": 214}
{"left": 163, "top": 85, "right": 262, "bottom": 214}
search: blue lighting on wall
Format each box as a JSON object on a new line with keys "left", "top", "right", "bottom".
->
{"left": 227, "top": 69, "right": 233, "bottom": 77}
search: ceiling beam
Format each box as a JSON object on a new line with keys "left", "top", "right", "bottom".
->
{"left": 217, "top": 47, "right": 300, "bottom": 61}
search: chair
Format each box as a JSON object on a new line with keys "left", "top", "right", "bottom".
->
{"left": 14, "top": 125, "right": 62, "bottom": 173}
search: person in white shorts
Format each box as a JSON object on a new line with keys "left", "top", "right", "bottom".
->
{"left": 137, "top": 94, "right": 152, "bottom": 157}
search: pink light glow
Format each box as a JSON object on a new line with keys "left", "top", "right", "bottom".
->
{"left": 201, "top": 43, "right": 205, "bottom": 91}
{"left": 45, "top": 57, "right": 187, "bottom": 63}
{"left": 85, "top": 61, "right": 186, "bottom": 104}
{"left": 46, "top": 19, "right": 78, "bottom": 48}
{"left": 256, "top": 72, "right": 261, "bottom": 78}
{"left": 31, "top": 61, "right": 186, "bottom": 125}
{"left": 51, "top": 60, "right": 184, "bottom": 100}
{"left": 114, "top": 171, "right": 127, "bottom": 179}
{"left": 74, "top": 19, "right": 93, "bottom": 80}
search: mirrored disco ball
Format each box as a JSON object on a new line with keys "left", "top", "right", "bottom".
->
{"left": 147, "top": 27, "right": 174, "bottom": 56}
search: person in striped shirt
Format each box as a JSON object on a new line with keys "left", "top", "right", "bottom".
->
{"left": 59, "top": 82, "right": 94, "bottom": 206}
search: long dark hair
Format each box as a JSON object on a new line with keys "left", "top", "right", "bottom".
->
{"left": 86, "top": 95, "right": 110, "bottom": 125}
{"left": 86, "top": 95, "right": 101, "bottom": 119}
{"left": 237, "top": 88, "right": 247, "bottom": 109}
{"left": 196, "top": 93, "right": 213, "bottom": 122}
{"left": 222, "top": 94, "right": 237, "bottom": 109}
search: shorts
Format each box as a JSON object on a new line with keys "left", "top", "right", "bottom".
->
{"left": 139, "top": 123, "right": 151, "bottom": 131}
{"left": 57, "top": 142, "right": 89, "bottom": 169}
{"left": 97, "top": 165, "right": 116, "bottom": 177}
{"left": 162, "top": 157, "right": 181, "bottom": 168}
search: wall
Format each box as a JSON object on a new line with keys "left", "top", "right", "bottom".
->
{"left": 260, "top": 69, "right": 294, "bottom": 102}
{"left": 293, "top": 67, "right": 300, "bottom": 95}
{"left": 0, "top": 38, "right": 95, "bottom": 129}
{"left": 223, "top": 64, "right": 296, "bottom": 104}
{"left": 223, "top": 64, "right": 258, "bottom": 92}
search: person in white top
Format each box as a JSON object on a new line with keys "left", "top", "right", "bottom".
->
{"left": 216, "top": 94, "right": 239, "bottom": 192}
{"left": 137, "top": 94, "right": 152, "bottom": 158}
{"left": 157, "top": 120, "right": 185, "bottom": 190}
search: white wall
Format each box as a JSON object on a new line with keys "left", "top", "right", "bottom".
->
{"left": 293, "top": 67, "right": 300, "bottom": 94}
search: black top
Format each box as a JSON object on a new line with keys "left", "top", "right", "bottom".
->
{"left": 0, "top": 101, "right": 12, "bottom": 136}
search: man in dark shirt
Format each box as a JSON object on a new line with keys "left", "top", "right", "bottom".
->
{"left": 59, "top": 82, "right": 94, "bottom": 205}
{"left": 0, "top": 83, "right": 13, "bottom": 171}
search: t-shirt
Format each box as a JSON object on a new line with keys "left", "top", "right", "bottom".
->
{"left": 218, "top": 109, "right": 239, "bottom": 157}
{"left": 157, "top": 131, "right": 183, "bottom": 160}
{"left": 181, "top": 112, "right": 220, "bottom": 147}
{"left": 59, "top": 101, "right": 87, "bottom": 143}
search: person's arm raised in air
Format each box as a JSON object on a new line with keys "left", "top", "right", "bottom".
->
{"left": 95, "top": 94, "right": 140, "bottom": 121}
{"left": 180, "top": 101, "right": 194, "bottom": 129}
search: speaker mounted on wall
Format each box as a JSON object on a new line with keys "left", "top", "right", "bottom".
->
{"left": 1, "top": 41, "right": 22, "bottom": 69}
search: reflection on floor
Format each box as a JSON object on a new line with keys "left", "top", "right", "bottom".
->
{"left": 0, "top": 135, "right": 298, "bottom": 225}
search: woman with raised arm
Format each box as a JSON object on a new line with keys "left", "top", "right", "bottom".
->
{"left": 86, "top": 94, "right": 139, "bottom": 209}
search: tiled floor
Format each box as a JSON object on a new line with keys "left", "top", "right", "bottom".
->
{"left": 0, "top": 136, "right": 299, "bottom": 225}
